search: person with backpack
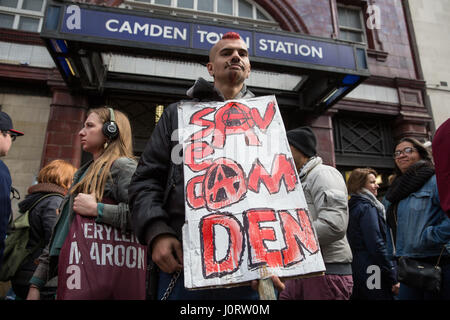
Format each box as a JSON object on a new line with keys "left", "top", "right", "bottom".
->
{"left": 9, "top": 159, "right": 76, "bottom": 300}
{"left": 0, "top": 111, "right": 24, "bottom": 268}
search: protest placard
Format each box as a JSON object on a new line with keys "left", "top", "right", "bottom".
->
{"left": 178, "top": 95, "right": 325, "bottom": 289}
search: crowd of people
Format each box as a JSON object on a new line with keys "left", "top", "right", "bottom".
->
{"left": 0, "top": 32, "right": 449, "bottom": 301}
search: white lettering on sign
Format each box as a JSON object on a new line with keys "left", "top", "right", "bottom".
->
{"left": 69, "top": 241, "right": 81, "bottom": 264}
{"left": 82, "top": 222, "right": 138, "bottom": 243}
{"left": 71, "top": 221, "right": 146, "bottom": 270}
{"left": 258, "top": 39, "right": 323, "bottom": 59}
{"left": 196, "top": 30, "right": 251, "bottom": 48}
{"left": 66, "top": 5, "right": 81, "bottom": 30}
{"left": 114, "top": 245, "right": 125, "bottom": 267}
{"left": 105, "top": 19, "right": 187, "bottom": 40}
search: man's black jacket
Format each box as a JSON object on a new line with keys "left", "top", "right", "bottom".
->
{"left": 128, "top": 78, "right": 255, "bottom": 251}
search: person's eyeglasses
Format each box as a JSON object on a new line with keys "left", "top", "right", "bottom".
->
{"left": 393, "top": 147, "right": 416, "bottom": 159}
{"left": 2, "top": 131, "right": 16, "bottom": 142}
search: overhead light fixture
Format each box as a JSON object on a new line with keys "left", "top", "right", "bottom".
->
{"left": 320, "top": 88, "right": 339, "bottom": 104}
{"left": 50, "top": 39, "right": 69, "bottom": 53}
{"left": 65, "top": 58, "right": 77, "bottom": 76}
{"left": 57, "top": 57, "right": 78, "bottom": 77}
{"left": 319, "top": 74, "right": 362, "bottom": 106}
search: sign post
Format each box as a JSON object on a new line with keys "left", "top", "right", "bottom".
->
{"left": 258, "top": 278, "right": 277, "bottom": 300}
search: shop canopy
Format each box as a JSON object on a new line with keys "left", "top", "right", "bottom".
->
{"left": 41, "top": 0, "right": 370, "bottom": 113}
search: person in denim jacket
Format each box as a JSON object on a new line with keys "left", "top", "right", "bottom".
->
{"left": 384, "top": 137, "right": 450, "bottom": 300}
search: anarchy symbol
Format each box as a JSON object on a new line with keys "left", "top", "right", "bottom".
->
{"left": 221, "top": 102, "right": 253, "bottom": 128}
{"left": 204, "top": 158, "right": 247, "bottom": 211}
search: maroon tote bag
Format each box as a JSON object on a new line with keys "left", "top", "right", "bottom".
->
{"left": 57, "top": 200, "right": 147, "bottom": 300}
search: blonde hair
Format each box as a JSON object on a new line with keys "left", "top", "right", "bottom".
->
{"left": 71, "top": 107, "right": 134, "bottom": 201}
{"left": 38, "top": 159, "right": 77, "bottom": 191}
{"left": 347, "top": 168, "right": 377, "bottom": 194}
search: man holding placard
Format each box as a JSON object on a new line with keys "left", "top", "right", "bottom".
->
{"left": 129, "top": 32, "right": 325, "bottom": 300}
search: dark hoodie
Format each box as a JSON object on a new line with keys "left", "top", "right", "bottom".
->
{"left": 11, "top": 183, "right": 64, "bottom": 298}
{"left": 433, "top": 118, "right": 450, "bottom": 218}
{"left": 0, "top": 160, "right": 11, "bottom": 268}
{"left": 129, "top": 77, "right": 256, "bottom": 300}
{"left": 129, "top": 77, "right": 255, "bottom": 248}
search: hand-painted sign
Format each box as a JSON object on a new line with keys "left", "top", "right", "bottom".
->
{"left": 58, "top": 5, "right": 356, "bottom": 70}
{"left": 178, "top": 95, "right": 325, "bottom": 289}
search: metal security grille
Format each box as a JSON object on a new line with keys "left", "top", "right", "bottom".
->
{"left": 333, "top": 116, "right": 394, "bottom": 168}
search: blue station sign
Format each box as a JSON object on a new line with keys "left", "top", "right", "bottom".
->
{"left": 58, "top": 5, "right": 358, "bottom": 71}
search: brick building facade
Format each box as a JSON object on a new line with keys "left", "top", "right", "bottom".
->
{"left": 0, "top": 0, "right": 434, "bottom": 205}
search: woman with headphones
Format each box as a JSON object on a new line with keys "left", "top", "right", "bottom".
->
{"left": 27, "top": 107, "right": 145, "bottom": 300}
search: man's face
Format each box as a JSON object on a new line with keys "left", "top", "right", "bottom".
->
{"left": 207, "top": 38, "right": 251, "bottom": 86}
{"left": 290, "top": 145, "right": 307, "bottom": 171}
{"left": 0, "top": 131, "right": 13, "bottom": 157}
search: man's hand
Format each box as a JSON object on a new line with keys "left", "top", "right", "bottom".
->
{"left": 392, "top": 282, "right": 400, "bottom": 295}
{"left": 73, "top": 193, "right": 98, "bottom": 217}
{"left": 151, "top": 234, "right": 183, "bottom": 274}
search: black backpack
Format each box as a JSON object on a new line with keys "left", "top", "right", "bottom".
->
{"left": 0, "top": 193, "right": 62, "bottom": 281}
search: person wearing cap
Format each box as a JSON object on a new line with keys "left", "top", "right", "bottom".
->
{"left": 0, "top": 111, "right": 24, "bottom": 267}
{"left": 279, "top": 126, "right": 353, "bottom": 300}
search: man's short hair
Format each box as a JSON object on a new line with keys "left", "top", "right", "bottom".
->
{"left": 209, "top": 32, "right": 244, "bottom": 62}
{"left": 222, "top": 32, "right": 241, "bottom": 40}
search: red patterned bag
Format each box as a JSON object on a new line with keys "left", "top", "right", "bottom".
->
{"left": 57, "top": 210, "right": 147, "bottom": 300}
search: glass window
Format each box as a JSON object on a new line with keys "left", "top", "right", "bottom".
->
{"left": 198, "top": 0, "right": 213, "bottom": 12}
{"left": 337, "top": 5, "right": 365, "bottom": 44}
{"left": 338, "top": 7, "right": 362, "bottom": 29}
{"left": 0, "top": 0, "right": 18, "bottom": 8}
{"left": 256, "top": 9, "right": 268, "bottom": 21}
{"left": 340, "top": 30, "right": 363, "bottom": 43}
{"left": 126, "top": 0, "right": 277, "bottom": 28}
{"left": 18, "top": 15, "right": 39, "bottom": 31}
{"left": 238, "top": 0, "right": 252, "bottom": 18}
{"left": 0, "top": 0, "right": 46, "bottom": 32}
{"left": 21, "top": 0, "right": 43, "bottom": 11}
{"left": 177, "top": 0, "right": 193, "bottom": 9}
{"left": 0, "top": 12, "right": 14, "bottom": 28}
{"left": 338, "top": 7, "right": 349, "bottom": 26}
{"left": 217, "top": 0, "right": 232, "bottom": 15}
{"left": 154, "top": 0, "right": 170, "bottom": 5}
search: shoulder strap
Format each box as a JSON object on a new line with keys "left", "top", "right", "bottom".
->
{"left": 23, "top": 193, "right": 64, "bottom": 251}
{"left": 387, "top": 203, "right": 398, "bottom": 256}
{"left": 26, "top": 193, "right": 64, "bottom": 213}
